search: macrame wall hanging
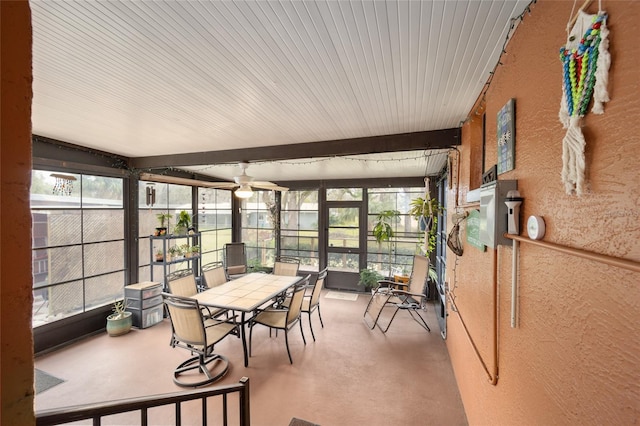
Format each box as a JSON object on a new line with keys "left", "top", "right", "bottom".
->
{"left": 559, "top": 0, "right": 610, "bottom": 196}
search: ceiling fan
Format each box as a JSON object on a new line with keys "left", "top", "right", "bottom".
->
{"left": 230, "top": 162, "right": 288, "bottom": 198}
{"left": 139, "top": 162, "right": 288, "bottom": 198}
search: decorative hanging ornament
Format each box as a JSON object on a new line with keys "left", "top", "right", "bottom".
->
{"left": 559, "top": 5, "right": 610, "bottom": 196}
{"left": 51, "top": 173, "right": 77, "bottom": 196}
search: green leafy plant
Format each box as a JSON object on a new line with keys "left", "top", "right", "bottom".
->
{"left": 409, "top": 196, "right": 442, "bottom": 256}
{"left": 156, "top": 213, "right": 172, "bottom": 228}
{"left": 372, "top": 210, "right": 400, "bottom": 277}
{"left": 358, "top": 268, "right": 384, "bottom": 290}
{"left": 174, "top": 210, "right": 192, "bottom": 235}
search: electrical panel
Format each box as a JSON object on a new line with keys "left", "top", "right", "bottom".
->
{"left": 479, "top": 180, "right": 517, "bottom": 248}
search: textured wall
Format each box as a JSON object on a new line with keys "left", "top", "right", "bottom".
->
{"left": 447, "top": 1, "right": 640, "bottom": 424}
{"left": 0, "top": 0, "right": 35, "bottom": 424}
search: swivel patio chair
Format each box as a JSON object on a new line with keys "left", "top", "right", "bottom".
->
{"left": 363, "top": 254, "right": 431, "bottom": 333}
{"left": 166, "top": 269, "right": 221, "bottom": 318}
{"left": 249, "top": 284, "right": 307, "bottom": 364}
{"left": 163, "top": 293, "right": 238, "bottom": 387}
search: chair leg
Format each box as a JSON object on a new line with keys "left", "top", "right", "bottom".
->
{"left": 299, "top": 319, "right": 306, "bottom": 345}
{"left": 407, "top": 308, "right": 431, "bottom": 332}
{"left": 284, "top": 330, "right": 293, "bottom": 364}
{"left": 317, "top": 305, "right": 324, "bottom": 328}
{"left": 307, "top": 311, "right": 315, "bottom": 342}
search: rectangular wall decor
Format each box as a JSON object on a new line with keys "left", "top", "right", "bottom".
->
{"left": 497, "top": 98, "right": 516, "bottom": 174}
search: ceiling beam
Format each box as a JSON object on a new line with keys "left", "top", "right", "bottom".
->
{"left": 130, "top": 128, "right": 460, "bottom": 170}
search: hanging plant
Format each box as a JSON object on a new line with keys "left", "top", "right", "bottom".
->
{"left": 409, "top": 195, "right": 442, "bottom": 256}
{"left": 372, "top": 210, "right": 400, "bottom": 278}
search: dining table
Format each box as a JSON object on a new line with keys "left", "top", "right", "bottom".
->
{"left": 192, "top": 272, "right": 304, "bottom": 367}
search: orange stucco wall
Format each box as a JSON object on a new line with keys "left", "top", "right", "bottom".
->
{"left": 447, "top": 1, "right": 639, "bottom": 424}
{"left": 1, "top": 0, "right": 35, "bottom": 424}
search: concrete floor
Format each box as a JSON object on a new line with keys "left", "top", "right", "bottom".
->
{"left": 35, "top": 290, "right": 468, "bottom": 425}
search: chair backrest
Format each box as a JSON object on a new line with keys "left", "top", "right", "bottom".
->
{"left": 286, "top": 278, "right": 309, "bottom": 326}
{"left": 166, "top": 269, "right": 198, "bottom": 297}
{"left": 309, "top": 268, "right": 328, "bottom": 309}
{"left": 273, "top": 257, "right": 300, "bottom": 276}
{"left": 407, "top": 255, "right": 430, "bottom": 296}
{"left": 163, "top": 293, "right": 206, "bottom": 347}
{"left": 224, "top": 243, "right": 247, "bottom": 275}
{"left": 202, "top": 261, "right": 228, "bottom": 288}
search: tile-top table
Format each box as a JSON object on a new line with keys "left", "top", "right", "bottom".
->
{"left": 192, "top": 273, "right": 304, "bottom": 367}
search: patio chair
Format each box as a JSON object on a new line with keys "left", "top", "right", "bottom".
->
{"left": 282, "top": 268, "right": 327, "bottom": 341}
{"left": 201, "top": 261, "right": 228, "bottom": 290}
{"left": 224, "top": 242, "right": 247, "bottom": 279}
{"left": 166, "top": 269, "right": 220, "bottom": 318}
{"left": 163, "top": 293, "right": 238, "bottom": 387}
{"left": 249, "top": 284, "right": 307, "bottom": 364}
{"left": 363, "top": 254, "right": 431, "bottom": 333}
{"left": 273, "top": 256, "right": 300, "bottom": 276}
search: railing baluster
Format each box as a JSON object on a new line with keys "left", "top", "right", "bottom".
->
{"left": 222, "top": 394, "right": 228, "bottom": 426}
{"left": 35, "top": 378, "right": 250, "bottom": 426}
{"left": 201, "top": 396, "right": 207, "bottom": 426}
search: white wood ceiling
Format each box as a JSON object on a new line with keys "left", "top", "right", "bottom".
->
{"left": 30, "top": 0, "right": 531, "bottom": 183}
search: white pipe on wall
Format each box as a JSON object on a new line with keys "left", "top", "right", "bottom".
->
{"left": 511, "top": 239, "right": 519, "bottom": 328}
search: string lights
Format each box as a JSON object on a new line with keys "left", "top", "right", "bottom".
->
{"left": 459, "top": 0, "right": 538, "bottom": 126}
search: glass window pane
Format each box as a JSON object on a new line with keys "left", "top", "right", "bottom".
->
{"left": 168, "top": 184, "right": 191, "bottom": 209}
{"left": 31, "top": 170, "right": 81, "bottom": 208}
{"left": 139, "top": 209, "right": 161, "bottom": 237}
{"left": 327, "top": 188, "right": 362, "bottom": 201}
{"left": 84, "top": 241, "right": 124, "bottom": 276}
{"left": 328, "top": 228, "right": 359, "bottom": 248}
{"left": 33, "top": 246, "right": 83, "bottom": 284}
{"left": 85, "top": 272, "right": 125, "bottom": 310}
{"left": 36, "top": 210, "right": 82, "bottom": 246}
{"left": 328, "top": 253, "right": 359, "bottom": 272}
{"left": 81, "top": 175, "right": 123, "bottom": 208}
{"left": 33, "top": 281, "right": 84, "bottom": 326}
{"left": 83, "top": 210, "right": 124, "bottom": 243}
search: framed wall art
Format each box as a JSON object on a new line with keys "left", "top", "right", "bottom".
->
{"left": 497, "top": 98, "right": 515, "bottom": 174}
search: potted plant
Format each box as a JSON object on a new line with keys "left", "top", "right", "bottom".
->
{"left": 180, "top": 243, "right": 191, "bottom": 258}
{"left": 168, "top": 245, "right": 181, "bottom": 261}
{"left": 154, "top": 249, "right": 164, "bottom": 262}
{"left": 106, "top": 299, "right": 132, "bottom": 337}
{"left": 154, "top": 213, "right": 172, "bottom": 236}
{"left": 371, "top": 210, "right": 400, "bottom": 279}
{"left": 173, "top": 210, "right": 191, "bottom": 236}
{"left": 358, "top": 268, "right": 384, "bottom": 292}
{"left": 189, "top": 245, "right": 200, "bottom": 257}
{"left": 409, "top": 196, "right": 442, "bottom": 255}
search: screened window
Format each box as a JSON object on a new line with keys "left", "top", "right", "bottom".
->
{"left": 197, "top": 188, "right": 232, "bottom": 265}
{"left": 241, "top": 191, "right": 276, "bottom": 270}
{"left": 280, "top": 190, "right": 319, "bottom": 271}
{"left": 138, "top": 181, "right": 193, "bottom": 281}
{"left": 31, "top": 170, "right": 125, "bottom": 327}
{"left": 367, "top": 187, "right": 424, "bottom": 277}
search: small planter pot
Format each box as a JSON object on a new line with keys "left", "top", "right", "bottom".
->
{"left": 419, "top": 216, "right": 432, "bottom": 232}
{"left": 154, "top": 227, "right": 167, "bottom": 236}
{"left": 106, "top": 312, "right": 133, "bottom": 337}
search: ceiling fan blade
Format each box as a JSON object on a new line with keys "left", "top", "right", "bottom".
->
{"left": 251, "top": 181, "right": 289, "bottom": 192}
{"left": 139, "top": 172, "right": 237, "bottom": 189}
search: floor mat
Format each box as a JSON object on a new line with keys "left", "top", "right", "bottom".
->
{"left": 35, "top": 369, "right": 65, "bottom": 395}
{"left": 325, "top": 291, "right": 358, "bottom": 301}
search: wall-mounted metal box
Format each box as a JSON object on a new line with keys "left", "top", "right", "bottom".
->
{"left": 479, "top": 180, "right": 517, "bottom": 248}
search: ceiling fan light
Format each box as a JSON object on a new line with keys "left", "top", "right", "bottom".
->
{"left": 235, "top": 184, "right": 253, "bottom": 198}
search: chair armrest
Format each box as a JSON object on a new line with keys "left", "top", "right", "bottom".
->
{"left": 376, "top": 279, "right": 408, "bottom": 291}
